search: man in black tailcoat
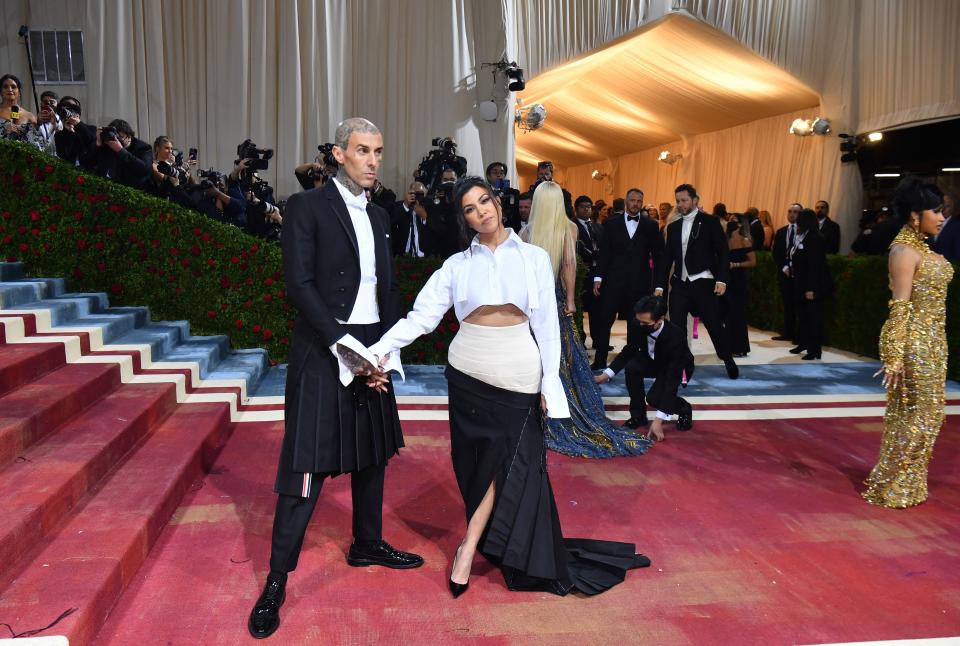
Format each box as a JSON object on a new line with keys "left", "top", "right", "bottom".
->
{"left": 248, "top": 118, "right": 422, "bottom": 640}
{"left": 590, "top": 187, "right": 663, "bottom": 369}
{"left": 573, "top": 194, "right": 602, "bottom": 346}
{"left": 655, "top": 183, "right": 739, "bottom": 379}
{"left": 771, "top": 203, "right": 801, "bottom": 343}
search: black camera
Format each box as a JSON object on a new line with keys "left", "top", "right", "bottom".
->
{"left": 55, "top": 105, "right": 77, "bottom": 123}
{"left": 100, "top": 126, "right": 119, "bottom": 143}
{"left": 237, "top": 139, "right": 273, "bottom": 171}
{"left": 197, "top": 168, "right": 224, "bottom": 191}
{"left": 416, "top": 137, "right": 467, "bottom": 194}
{"left": 431, "top": 137, "right": 456, "bottom": 153}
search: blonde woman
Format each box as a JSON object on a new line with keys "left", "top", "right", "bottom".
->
{"left": 523, "top": 181, "right": 652, "bottom": 459}
{"left": 759, "top": 210, "right": 775, "bottom": 249}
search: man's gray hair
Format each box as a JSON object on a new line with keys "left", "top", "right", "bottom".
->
{"left": 334, "top": 117, "right": 381, "bottom": 150}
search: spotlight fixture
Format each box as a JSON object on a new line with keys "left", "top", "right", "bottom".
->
{"left": 790, "top": 117, "right": 831, "bottom": 136}
{"left": 839, "top": 133, "right": 859, "bottom": 163}
{"left": 591, "top": 170, "right": 608, "bottom": 180}
{"left": 478, "top": 100, "right": 498, "bottom": 122}
{"left": 514, "top": 102, "right": 547, "bottom": 132}
{"left": 867, "top": 131, "right": 883, "bottom": 142}
{"left": 504, "top": 62, "right": 525, "bottom": 92}
{"left": 657, "top": 150, "right": 682, "bottom": 165}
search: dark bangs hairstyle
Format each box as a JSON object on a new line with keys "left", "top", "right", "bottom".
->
{"left": 451, "top": 176, "right": 502, "bottom": 252}
{"left": 891, "top": 176, "right": 944, "bottom": 227}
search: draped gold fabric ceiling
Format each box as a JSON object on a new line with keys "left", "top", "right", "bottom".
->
{"left": 515, "top": 13, "right": 821, "bottom": 176}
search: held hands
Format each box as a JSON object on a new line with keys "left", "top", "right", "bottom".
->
{"left": 363, "top": 353, "right": 393, "bottom": 393}
{"left": 873, "top": 364, "right": 903, "bottom": 390}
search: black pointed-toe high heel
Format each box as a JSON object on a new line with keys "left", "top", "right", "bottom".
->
{"left": 449, "top": 578, "right": 469, "bottom": 598}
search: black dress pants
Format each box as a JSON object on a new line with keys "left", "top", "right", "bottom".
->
{"left": 269, "top": 462, "right": 385, "bottom": 574}
{"left": 797, "top": 295, "right": 824, "bottom": 355}
{"left": 623, "top": 355, "right": 690, "bottom": 421}
{"left": 593, "top": 285, "right": 645, "bottom": 365}
{"left": 668, "top": 278, "right": 731, "bottom": 361}
{"left": 778, "top": 275, "right": 798, "bottom": 340}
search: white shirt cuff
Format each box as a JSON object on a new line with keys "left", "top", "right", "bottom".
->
{"left": 381, "top": 350, "right": 405, "bottom": 381}
{"left": 329, "top": 333, "right": 379, "bottom": 387}
{"left": 593, "top": 277, "right": 602, "bottom": 283}
{"left": 655, "top": 410, "right": 672, "bottom": 420}
{"left": 603, "top": 368, "right": 615, "bottom": 380}
{"left": 540, "top": 374, "right": 570, "bottom": 419}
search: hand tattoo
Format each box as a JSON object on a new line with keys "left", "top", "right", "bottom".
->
{"left": 336, "top": 169, "right": 365, "bottom": 196}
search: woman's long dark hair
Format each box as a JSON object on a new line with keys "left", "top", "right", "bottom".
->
{"left": 796, "top": 208, "right": 818, "bottom": 235}
{"left": 451, "top": 176, "right": 501, "bottom": 252}
{"left": 891, "top": 176, "right": 943, "bottom": 227}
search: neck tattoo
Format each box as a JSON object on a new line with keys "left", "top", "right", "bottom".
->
{"left": 337, "top": 169, "right": 365, "bottom": 196}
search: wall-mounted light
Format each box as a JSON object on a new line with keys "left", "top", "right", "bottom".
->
{"left": 591, "top": 170, "right": 608, "bottom": 180}
{"left": 658, "top": 151, "right": 682, "bottom": 164}
{"left": 874, "top": 173, "right": 901, "bottom": 178}
{"left": 789, "top": 117, "right": 831, "bottom": 136}
{"left": 867, "top": 132, "right": 883, "bottom": 142}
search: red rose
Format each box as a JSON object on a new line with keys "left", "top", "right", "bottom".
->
{"left": 230, "top": 256, "right": 240, "bottom": 264}
{"left": 111, "top": 283, "right": 123, "bottom": 294}
{"left": 235, "top": 319, "right": 244, "bottom": 329}
{"left": 128, "top": 216, "right": 139, "bottom": 224}
{"left": 73, "top": 267, "right": 85, "bottom": 278}
{"left": 287, "top": 319, "right": 295, "bottom": 328}
{"left": 193, "top": 228, "right": 202, "bottom": 237}
{"left": 263, "top": 294, "right": 273, "bottom": 302}
{"left": 277, "top": 290, "right": 285, "bottom": 299}
{"left": 207, "top": 258, "right": 216, "bottom": 267}
{"left": 262, "top": 329, "right": 273, "bottom": 340}
{"left": 106, "top": 228, "right": 115, "bottom": 236}
{"left": 190, "top": 245, "right": 201, "bottom": 256}
{"left": 47, "top": 225, "right": 58, "bottom": 233}
{"left": 207, "top": 310, "right": 216, "bottom": 318}
{"left": 434, "top": 341, "right": 446, "bottom": 350}
{"left": 281, "top": 336, "right": 289, "bottom": 345}
{"left": 17, "top": 226, "right": 26, "bottom": 234}
{"left": 180, "top": 258, "right": 190, "bottom": 268}
{"left": 265, "top": 278, "right": 274, "bottom": 286}
{"left": 250, "top": 244, "right": 260, "bottom": 253}
{"left": 108, "top": 204, "right": 122, "bottom": 213}
{"left": 220, "top": 277, "right": 231, "bottom": 288}
{"left": 202, "top": 233, "right": 211, "bottom": 242}
{"left": 97, "top": 262, "right": 105, "bottom": 273}
{"left": 245, "top": 277, "right": 254, "bottom": 286}
{"left": 18, "top": 243, "right": 28, "bottom": 252}
{"left": 30, "top": 211, "right": 40, "bottom": 221}
{"left": 129, "top": 234, "right": 138, "bottom": 243}
{"left": 245, "top": 299, "right": 253, "bottom": 308}
{"left": 175, "top": 287, "right": 183, "bottom": 295}
{"left": 2, "top": 235, "right": 11, "bottom": 244}
{"left": 95, "top": 241, "right": 104, "bottom": 251}
{"left": 448, "top": 323, "right": 459, "bottom": 333}
{"left": 31, "top": 228, "right": 39, "bottom": 236}
{"left": 76, "top": 176, "right": 85, "bottom": 185}
{"left": 76, "top": 239, "right": 88, "bottom": 250}
{"left": 170, "top": 247, "right": 180, "bottom": 256}
{"left": 44, "top": 165, "right": 53, "bottom": 173}
{"left": 253, "top": 324, "right": 262, "bottom": 333}
{"left": 147, "top": 266, "right": 157, "bottom": 274}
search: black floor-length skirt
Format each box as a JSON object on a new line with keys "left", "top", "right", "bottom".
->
{"left": 445, "top": 365, "right": 650, "bottom": 595}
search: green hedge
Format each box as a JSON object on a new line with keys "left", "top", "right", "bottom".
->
{"left": 0, "top": 139, "right": 454, "bottom": 364}
{"left": 747, "top": 250, "right": 960, "bottom": 380}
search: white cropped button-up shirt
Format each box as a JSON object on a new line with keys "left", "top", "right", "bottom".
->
{"left": 371, "top": 231, "right": 570, "bottom": 419}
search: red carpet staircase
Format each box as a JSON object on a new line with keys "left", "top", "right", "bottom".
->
{"left": 0, "top": 262, "right": 266, "bottom": 644}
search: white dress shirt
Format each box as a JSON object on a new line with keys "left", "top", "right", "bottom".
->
{"left": 603, "top": 320, "right": 672, "bottom": 420}
{"left": 680, "top": 209, "right": 715, "bottom": 282}
{"left": 328, "top": 178, "right": 400, "bottom": 386}
{"left": 370, "top": 230, "right": 570, "bottom": 419}
{"left": 625, "top": 212, "right": 640, "bottom": 239}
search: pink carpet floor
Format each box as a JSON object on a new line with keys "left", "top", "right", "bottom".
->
{"left": 95, "top": 413, "right": 960, "bottom": 645}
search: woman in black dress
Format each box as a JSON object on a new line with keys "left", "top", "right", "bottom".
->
{"left": 369, "top": 177, "right": 649, "bottom": 597}
{"left": 724, "top": 213, "right": 757, "bottom": 356}
{"left": 791, "top": 208, "right": 833, "bottom": 360}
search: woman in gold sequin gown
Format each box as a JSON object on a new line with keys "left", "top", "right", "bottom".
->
{"left": 863, "top": 178, "right": 951, "bottom": 509}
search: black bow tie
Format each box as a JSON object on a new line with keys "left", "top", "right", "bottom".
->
{"left": 627, "top": 215, "right": 640, "bottom": 222}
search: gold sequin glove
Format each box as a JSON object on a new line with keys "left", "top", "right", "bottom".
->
{"left": 878, "top": 299, "right": 912, "bottom": 375}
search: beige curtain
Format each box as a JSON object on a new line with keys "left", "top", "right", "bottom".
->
{"left": 560, "top": 107, "right": 862, "bottom": 247}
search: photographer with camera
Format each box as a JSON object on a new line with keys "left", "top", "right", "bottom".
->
{"left": 196, "top": 169, "right": 247, "bottom": 228}
{"left": 84, "top": 119, "right": 153, "bottom": 190}
{"left": 53, "top": 96, "right": 97, "bottom": 165}
{"left": 295, "top": 143, "right": 339, "bottom": 191}
{"left": 29, "top": 90, "right": 62, "bottom": 155}
{"left": 228, "top": 141, "right": 283, "bottom": 241}
{"left": 486, "top": 161, "right": 521, "bottom": 231}
{"left": 414, "top": 136, "right": 467, "bottom": 195}
{"left": 420, "top": 166, "right": 463, "bottom": 256}
{"left": 529, "top": 160, "right": 573, "bottom": 218}
{"left": 389, "top": 181, "right": 435, "bottom": 256}
{"left": 149, "top": 136, "right": 199, "bottom": 208}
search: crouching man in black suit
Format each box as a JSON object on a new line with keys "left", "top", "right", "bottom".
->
{"left": 594, "top": 295, "right": 694, "bottom": 442}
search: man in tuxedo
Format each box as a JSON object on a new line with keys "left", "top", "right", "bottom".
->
{"left": 390, "top": 181, "right": 432, "bottom": 256}
{"left": 595, "top": 295, "right": 694, "bottom": 439}
{"left": 932, "top": 193, "right": 959, "bottom": 262}
{"left": 486, "top": 161, "right": 521, "bottom": 231}
{"left": 771, "top": 203, "right": 801, "bottom": 342}
{"left": 590, "top": 188, "right": 664, "bottom": 369}
{"left": 573, "top": 195, "right": 602, "bottom": 346}
{"left": 815, "top": 200, "right": 841, "bottom": 253}
{"left": 516, "top": 192, "right": 533, "bottom": 233}
{"left": 249, "top": 118, "right": 423, "bottom": 639}
{"left": 655, "top": 183, "right": 739, "bottom": 379}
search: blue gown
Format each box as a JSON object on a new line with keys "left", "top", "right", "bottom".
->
{"left": 545, "top": 286, "right": 653, "bottom": 458}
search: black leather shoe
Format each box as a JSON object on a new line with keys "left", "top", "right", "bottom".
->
{"left": 347, "top": 540, "right": 424, "bottom": 569}
{"left": 789, "top": 346, "right": 806, "bottom": 354}
{"left": 771, "top": 335, "right": 792, "bottom": 342}
{"left": 623, "top": 416, "right": 649, "bottom": 429}
{"left": 449, "top": 578, "right": 469, "bottom": 598}
{"left": 802, "top": 353, "right": 821, "bottom": 360}
{"left": 676, "top": 399, "right": 693, "bottom": 431}
{"left": 724, "top": 359, "right": 739, "bottom": 380}
{"left": 248, "top": 575, "right": 286, "bottom": 639}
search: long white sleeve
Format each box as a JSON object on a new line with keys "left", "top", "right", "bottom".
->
{"left": 527, "top": 252, "right": 570, "bottom": 419}
{"left": 369, "top": 259, "right": 455, "bottom": 358}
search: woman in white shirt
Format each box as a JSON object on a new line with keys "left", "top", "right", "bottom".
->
{"left": 370, "top": 177, "right": 649, "bottom": 598}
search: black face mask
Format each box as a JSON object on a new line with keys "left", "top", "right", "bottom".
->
{"left": 638, "top": 323, "right": 657, "bottom": 335}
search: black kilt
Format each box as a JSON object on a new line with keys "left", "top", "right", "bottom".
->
{"left": 274, "top": 321, "right": 404, "bottom": 497}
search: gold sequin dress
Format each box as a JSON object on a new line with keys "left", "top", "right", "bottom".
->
{"left": 862, "top": 226, "right": 953, "bottom": 508}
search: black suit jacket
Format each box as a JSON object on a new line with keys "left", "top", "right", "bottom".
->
{"left": 749, "top": 218, "right": 765, "bottom": 251}
{"left": 657, "top": 210, "right": 729, "bottom": 289}
{"left": 82, "top": 137, "right": 154, "bottom": 190}
{"left": 818, "top": 217, "right": 841, "bottom": 254}
{"left": 389, "top": 201, "right": 434, "bottom": 256}
{"left": 595, "top": 213, "right": 663, "bottom": 293}
{"left": 55, "top": 121, "right": 97, "bottom": 165}
{"left": 772, "top": 224, "right": 797, "bottom": 275}
{"left": 282, "top": 180, "right": 398, "bottom": 350}
{"left": 792, "top": 231, "right": 833, "bottom": 297}
{"left": 574, "top": 218, "right": 602, "bottom": 268}
{"left": 610, "top": 319, "right": 694, "bottom": 412}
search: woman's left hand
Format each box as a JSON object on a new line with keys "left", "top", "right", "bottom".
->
{"left": 564, "top": 301, "right": 576, "bottom": 317}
